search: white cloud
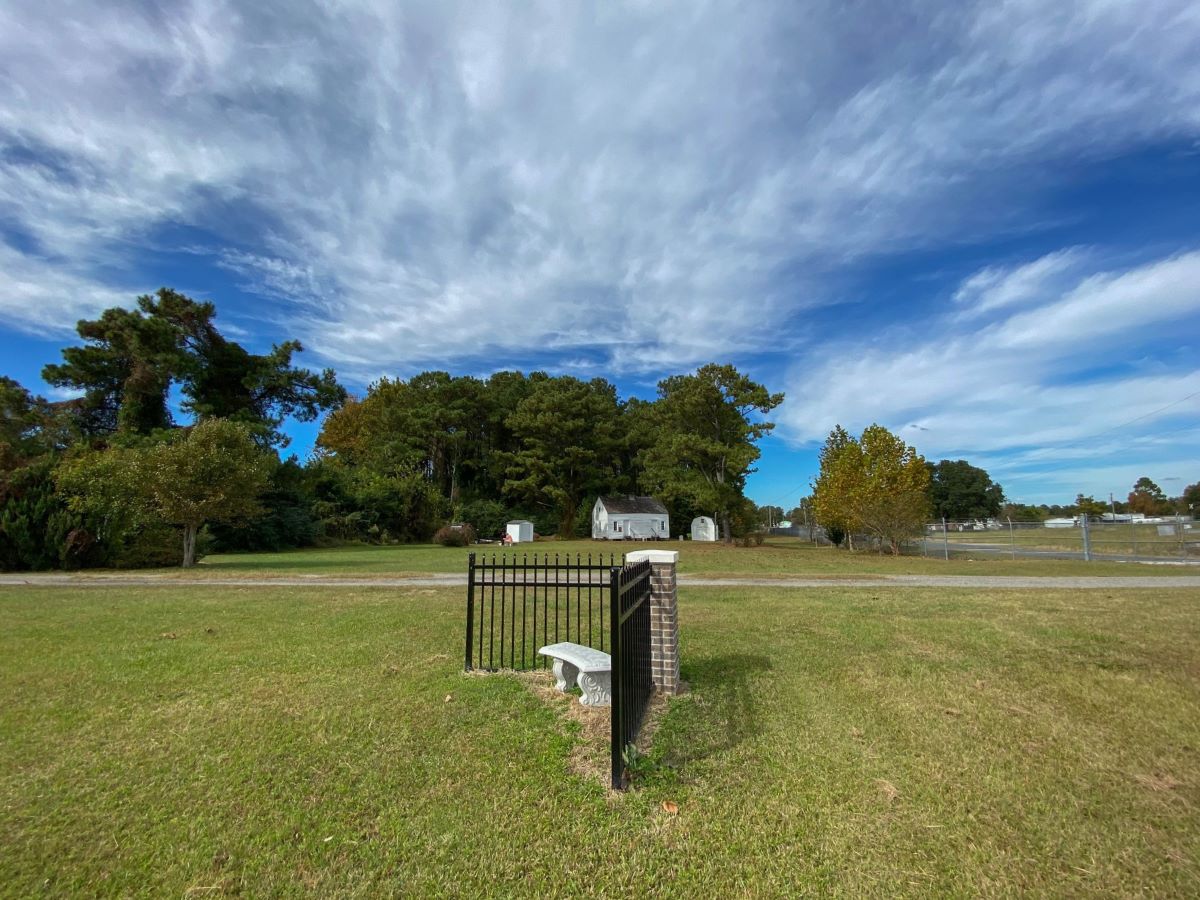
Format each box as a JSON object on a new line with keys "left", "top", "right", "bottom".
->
{"left": 777, "top": 248, "right": 1200, "bottom": 502}
{"left": 2, "top": 0, "right": 1200, "bottom": 368}
{"left": 0, "top": 243, "right": 137, "bottom": 335}
{"left": 953, "top": 248, "right": 1088, "bottom": 317}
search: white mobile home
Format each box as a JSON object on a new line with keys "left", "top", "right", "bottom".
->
{"left": 1044, "top": 517, "right": 1077, "bottom": 529}
{"left": 592, "top": 496, "right": 670, "bottom": 541}
{"left": 691, "top": 516, "right": 718, "bottom": 542}
{"left": 505, "top": 520, "right": 534, "bottom": 543}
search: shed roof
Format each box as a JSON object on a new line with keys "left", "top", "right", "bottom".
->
{"left": 598, "top": 496, "right": 668, "bottom": 515}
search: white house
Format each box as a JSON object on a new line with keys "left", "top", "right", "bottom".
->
{"left": 691, "top": 516, "right": 718, "bottom": 542}
{"left": 592, "top": 496, "right": 670, "bottom": 540}
{"left": 505, "top": 520, "right": 534, "bottom": 543}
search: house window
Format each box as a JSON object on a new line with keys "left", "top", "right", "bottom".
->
{"left": 661, "top": 520, "right": 666, "bottom": 529}
{"left": 614, "top": 522, "right": 622, "bottom": 533}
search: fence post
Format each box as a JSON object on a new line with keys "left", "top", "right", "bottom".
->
{"left": 1082, "top": 515, "right": 1092, "bottom": 562}
{"left": 609, "top": 565, "right": 623, "bottom": 790}
{"left": 942, "top": 517, "right": 949, "bottom": 561}
{"left": 1008, "top": 517, "right": 1015, "bottom": 560}
{"left": 465, "top": 552, "right": 476, "bottom": 671}
{"left": 626, "top": 549, "right": 680, "bottom": 695}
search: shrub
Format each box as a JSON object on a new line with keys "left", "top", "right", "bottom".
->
{"left": 457, "top": 499, "right": 507, "bottom": 540}
{"left": 826, "top": 524, "right": 846, "bottom": 547}
{"left": 433, "top": 524, "right": 476, "bottom": 547}
{"left": 738, "top": 530, "right": 766, "bottom": 547}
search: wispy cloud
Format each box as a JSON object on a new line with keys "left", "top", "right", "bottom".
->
{"left": 778, "top": 247, "right": 1200, "bottom": 498}
{"left": 2, "top": 1, "right": 1199, "bottom": 500}
{"left": 2, "top": 0, "right": 1200, "bottom": 365}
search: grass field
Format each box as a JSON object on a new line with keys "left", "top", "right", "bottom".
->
{"left": 3, "top": 583, "right": 1199, "bottom": 896}
{"left": 185, "top": 537, "right": 1196, "bottom": 580}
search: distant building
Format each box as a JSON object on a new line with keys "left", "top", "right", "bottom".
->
{"left": 505, "top": 520, "right": 534, "bottom": 543}
{"left": 1044, "top": 517, "right": 1077, "bottom": 529}
{"left": 691, "top": 516, "right": 718, "bottom": 542}
{"left": 592, "top": 496, "right": 670, "bottom": 540}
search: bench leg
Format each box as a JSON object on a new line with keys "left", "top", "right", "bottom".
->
{"left": 552, "top": 659, "right": 579, "bottom": 692}
{"left": 577, "top": 671, "right": 611, "bottom": 707}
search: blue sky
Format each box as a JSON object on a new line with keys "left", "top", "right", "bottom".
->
{"left": 2, "top": 0, "right": 1199, "bottom": 509}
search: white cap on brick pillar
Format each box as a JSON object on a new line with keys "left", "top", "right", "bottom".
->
{"left": 625, "top": 549, "right": 678, "bottom": 565}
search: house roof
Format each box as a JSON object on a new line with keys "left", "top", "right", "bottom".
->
{"left": 598, "top": 495, "right": 668, "bottom": 515}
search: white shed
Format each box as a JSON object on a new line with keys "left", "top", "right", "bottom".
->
{"left": 691, "top": 516, "right": 718, "bottom": 542}
{"left": 592, "top": 496, "right": 670, "bottom": 540}
{"left": 505, "top": 520, "right": 534, "bottom": 543}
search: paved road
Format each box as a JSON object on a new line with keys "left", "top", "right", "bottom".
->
{"left": 3, "top": 573, "right": 1200, "bottom": 589}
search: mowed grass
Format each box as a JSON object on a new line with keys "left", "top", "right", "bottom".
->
{"left": 189, "top": 537, "right": 1194, "bottom": 579}
{"left": 2, "top": 585, "right": 1199, "bottom": 896}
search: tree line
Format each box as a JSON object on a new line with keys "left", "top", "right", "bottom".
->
{"left": 1, "top": 290, "right": 782, "bottom": 569}
{"left": 785, "top": 424, "right": 1196, "bottom": 554}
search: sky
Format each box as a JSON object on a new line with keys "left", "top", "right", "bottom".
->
{"left": 2, "top": 0, "right": 1199, "bottom": 510}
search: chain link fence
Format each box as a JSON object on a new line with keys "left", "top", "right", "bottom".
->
{"left": 912, "top": 517, "right": 1200, "bottom": 563}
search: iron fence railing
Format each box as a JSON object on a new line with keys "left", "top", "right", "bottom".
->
{"left": 464, "top": 552, "right": 619, "bottom": 672}
{"left": 463, "top": 552, "right": 657, "bottom": 791}
{"left": 609, "top": 558, "right": 653, "bottom": 790}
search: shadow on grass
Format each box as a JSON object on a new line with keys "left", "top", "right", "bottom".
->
{"left": 659, "top": 653, "right": 774, "bottom": 769}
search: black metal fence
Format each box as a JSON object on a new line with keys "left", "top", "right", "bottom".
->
{"left": 609, "top": 558, "right": 653, "bottom": 790}
{"left": 463, "top": 551, "right": 656, "bottom": 791}
{"left": 464, "top": 552, "right": 619, "bottom": 671}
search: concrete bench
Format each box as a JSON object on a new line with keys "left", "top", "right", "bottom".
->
{"left": 537, "top": 642, "right": 611, "bottom": 707}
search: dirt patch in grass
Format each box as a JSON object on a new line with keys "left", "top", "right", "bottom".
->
{"left": 515, "top": 670, "right": 673, "bottom": 790}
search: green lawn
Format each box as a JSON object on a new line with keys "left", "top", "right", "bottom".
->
{"left": 2, "top": 584, "right": 1198, "bottom": 896}
{"left": 185, "top": 537, "right": 1195, "bottom": 579}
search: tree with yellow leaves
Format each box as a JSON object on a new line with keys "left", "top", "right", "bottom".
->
{"left": 812, "top": 424, "right": 929, "bottom": 554}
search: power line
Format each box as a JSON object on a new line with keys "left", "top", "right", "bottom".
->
{"left": 1016, "top": 387, "right": 1200, "bottom": 462}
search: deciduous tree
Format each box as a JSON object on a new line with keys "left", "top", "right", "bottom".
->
{"left": 927, "top": 459, "right": 1004, "bottom": 521}
{"left": 812, "top": 424, "right": 930, "bottom": 554}
{"left": 1127, "top": 477, "right": 1168, "bottom": 516}
{"left": 811, "top": 425, "right": 858, "bottom": 547}
{"left": 57, "top": 419, "right": 274, "bottom": 567}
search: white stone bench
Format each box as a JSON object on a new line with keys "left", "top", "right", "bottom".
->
{"left": 537, "top": 642, "right": 612, "bottom": 707}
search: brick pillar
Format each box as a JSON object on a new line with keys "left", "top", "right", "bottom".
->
{"left": 626, "top": 549, "right": 680, "bottom": 694}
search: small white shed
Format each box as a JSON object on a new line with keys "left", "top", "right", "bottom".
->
{"left": 505, "top": 520, "right": 534, "bottom": 543}
{"left": 691, "top": 516, "right": 718, "bottom": 542}
{"left": 592, "top": 496, "right": 670, "bottom": 540}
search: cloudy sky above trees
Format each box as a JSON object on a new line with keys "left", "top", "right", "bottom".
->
{"left": 2, "top": 0, "right": 1198, "bottom": 506}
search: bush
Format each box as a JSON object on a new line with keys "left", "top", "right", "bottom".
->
{"left": 457, "top": 499, "right": 507, "bottom": 540}
{"left": 112, "top": 524, "right": 187, "bottom": 568}
{"left": 433, "top": 524, "right": 476, "bottom": 547}
{"left": 825, "top": 524, "right": 846, "bottom": 547}
{"left": 1, "top": 458, "right": 114, "bottom": 571}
